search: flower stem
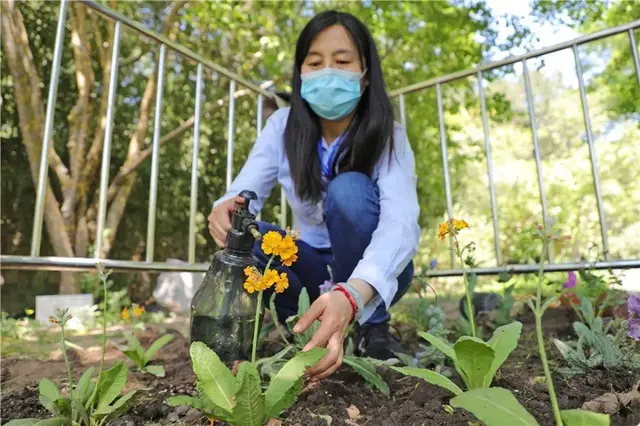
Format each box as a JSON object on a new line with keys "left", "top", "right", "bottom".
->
{"left": 251, "top": 290, "right": 264, "bottom": 364}
{"left": 455, "top": 240, "right": 476, "bottom": 338}
{"left": 534, "top": 240, "right": 563, "bottom": 426}
{"left": 59, "top": 322, "right": 74, "bottom": 390}
{"left": 251, "top": 255, "right": 275, "bottom": 364}
{"left": 87, "top": 269, "right": 109, "bottom": 410}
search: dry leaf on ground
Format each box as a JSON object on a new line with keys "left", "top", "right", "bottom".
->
{"left": 581, "top": 381, "right": 640, "bottom": 414}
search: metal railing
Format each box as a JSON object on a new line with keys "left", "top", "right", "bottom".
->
{"left": 393, "top": 19, "right": 640, "bottom": 277}
{"left": 1, "top": 2, "right": 639, "bottom": 278}
{"left": 2, "top": 0, "right": 285, "bottom": 272}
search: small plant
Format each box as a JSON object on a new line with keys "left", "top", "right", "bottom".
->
{"left": 168, "top": 342, "right": 326, "bottom": 426}
{"left": 169, "top": 229, "right": 333, "bottom": 425}
{"left": 121, "top": 333, "right": 174, "bottom": 377}
{"left": 438, "top": 218, "right": 477, "bottom": 337}
{"left": 6, "top": 263, "right": 136, "bottom": 426}
{"left": 261, "top": 288, "right": 390, "bottom": 396}
{"left": 392, "top": 321, "right": 523, "bottom": 395}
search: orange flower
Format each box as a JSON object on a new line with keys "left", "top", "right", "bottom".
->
{"left": 438, "top": 218, "right": 469, "bottom": 240}
{"left": 261, "top": 231, "right": 283, "bottom": 256}
{"left": 133, "top": 305, "right": 145, "bottom": 318}
{"left": 438, "top": 222, "right": 449, "bottom": 240}
{"left": 274, "top": 272, "right": 289, "bottom": 294}
{"left": 121, "top": 307, "right": 130, "bottom": 320}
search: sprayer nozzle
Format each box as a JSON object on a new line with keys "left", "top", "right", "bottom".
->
{"left": 249, "top": 227, "right": 262, "bottom": 241}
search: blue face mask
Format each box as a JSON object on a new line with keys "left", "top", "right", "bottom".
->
{"left": 300, "top": 68, "right": 365, "bottom": 120}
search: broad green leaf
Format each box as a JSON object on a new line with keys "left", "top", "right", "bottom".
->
{"left": 343, "top": 356, "right": 390, "bottom": 396}
{"left": 270, "top": 292, "right": 291, "bottom": 346}
{"left": 143, "top": 334, "right": 174, "bottom": 364}
{"left": 454, "top": 337, "right": 495, "bottom": 389}
{"left": 127, "top": 334, "right": 145, "bottom": 361}
{"left": 233, "top": 362, "right": 266, "bottom": 426}
{"left": 96, "top": 361, "right": 128, "bottom": 411}
{"left": 296, "top": 288, "right": 319, "bottom": 345}
{"left": 190, "top": 341, "right": 236, "bottom": 412}
{"left": 93, "top": 390, "right": 137, "bottom": 416}
{"left": 451, "top": 388, "right": 539, "bottom": 426}
{"left": 580, "top": 297, "right": 594, "bottom": 327}
{"left": 167, "top": 395, "right": 233, "bottom": 422}
{"left": 71, "top": 399, "right": 90, "bottom": 425}
{"left": 4, "top": 420, "right": 41, "bottom": 426}
{"left": 52, "top": 398, "right": 71, "bottom": 418}
{"left": 38, "top": 379, "right": 61, "bottom": 415}
{"left": 144, "top": 365, "right": 166, "bottom": 377}
{"left": 484, "top": 322, "right": 522, "bottom": 387}
{"left": 418, "top": 331, "right": 456, "bottom": 360}
{"left": 33, "top": 419, "right": 71, "bottom": 426}
{"left": 265, "top": 348, "right": 327, "bottom": 418}
{"left": 122, "top": 350, "right": 144, "bottom": 369}
{"left": 561, "top": 409, "right": 610, "bottom": 426}
{"left": 72, "top": 367, "right": 95, "bottom": 404}
{"left": 391, "top": 366, "right": 463, "bottom": 396}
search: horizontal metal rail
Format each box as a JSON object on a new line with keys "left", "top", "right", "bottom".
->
{"left": 1, "top": 256, "right": 639, "bottom": 276}
{"left": 390, "top": 19, "right": 640, "bottom": 96}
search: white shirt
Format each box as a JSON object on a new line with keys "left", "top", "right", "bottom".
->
{"left": 214, "top": 107, "right": 421, "bottom": 323}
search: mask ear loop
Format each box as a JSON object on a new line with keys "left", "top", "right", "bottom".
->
{"left": 360, "top": 68, "right": 369, "bottom": 94}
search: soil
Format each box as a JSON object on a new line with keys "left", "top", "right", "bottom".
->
{"left": 1, "top": 308, "right": 639, "bottom": 426}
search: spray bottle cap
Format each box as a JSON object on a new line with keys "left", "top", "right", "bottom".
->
{"left": 225, "top": 190, "right": 261, "bottom": 253}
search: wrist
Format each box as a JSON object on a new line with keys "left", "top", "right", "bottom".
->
{"left": 331, "top": 284, "right": 359, "bottom": 323}
{"left": 346, "top": 278, "right": 375, "bottom": 305}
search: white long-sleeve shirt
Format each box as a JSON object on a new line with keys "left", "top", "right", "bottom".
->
{"left": 214, "top": 107, "right": 421, "bottom": 323}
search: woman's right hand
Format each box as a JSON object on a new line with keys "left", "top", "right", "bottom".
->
{"left": 208, "top": 196, "right": 245, "bottom": 247}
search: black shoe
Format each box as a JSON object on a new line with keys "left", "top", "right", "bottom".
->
{"left": 354, "top": 322, "right": 405, "bottom": 361}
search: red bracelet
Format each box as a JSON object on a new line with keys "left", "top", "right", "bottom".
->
{"left": 333, "top": 284, "right": 358, "bottom": 323}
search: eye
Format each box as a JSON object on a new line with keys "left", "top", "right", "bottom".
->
{"left": 309, "top": 62, "right": 322, "bottom": 67}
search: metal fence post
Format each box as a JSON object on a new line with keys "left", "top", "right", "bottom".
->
{"left": 226, "top": 80, "right": 237, "bottom": 191}
{"left": 188, "top": 63, "right": 204, "bottom": 264}
{"left": 477, "top": 72, "right": 502, "bottom": 266}
{"left": 522, "top": 59, "right": 553, "bottom": 263}
{"left": 436, "top": 83, "right": 456, "bottom": 268}
{"left": 146, "top": 44, "right": 167, "bottom": 263}
{"left": 95, "top": 20, "right": 122, "bottom": 258}
{"left": 573, "top": 45, "right": 609, "bottom": 259}
{"left": 30, "top": 0, "right": 69, "bottom": 257}
{"left": 399, "top": 94, "right": 406, "bottom": 128}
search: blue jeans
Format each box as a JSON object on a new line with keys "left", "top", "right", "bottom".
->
{"left": 253, "top": 172, "right": 414, "bottom": 325}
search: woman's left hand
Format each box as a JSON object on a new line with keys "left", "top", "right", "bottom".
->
{"left": 293, "top": 288, "right": 354, "bottom": 381}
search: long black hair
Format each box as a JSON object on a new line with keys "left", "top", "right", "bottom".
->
{"left": 284, "top": 10, "right": 395, "bottom": 203}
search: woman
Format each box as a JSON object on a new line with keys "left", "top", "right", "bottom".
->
{"left": 208, "top": 10, "right": 420, "bottom": 381}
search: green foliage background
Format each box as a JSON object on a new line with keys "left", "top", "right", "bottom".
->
{"left": 1, "top": 0, "right": 639, "bottom": 312}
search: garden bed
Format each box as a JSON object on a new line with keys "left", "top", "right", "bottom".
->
{"left": 1, "top": 308, "right": 639, "bottom": 426}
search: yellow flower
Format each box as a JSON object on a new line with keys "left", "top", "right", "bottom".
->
{"left": 133, "top": 305, "right": 145, "bottom": 318}
{"left": 278, "top": 235, "right": 299, "bottom": 266}
{"left": 243, "top": 266, "right": 262, "bottom": 293}
{"left": 261, "top": 231, "right": 283, "bottom": 256}
{"left": 121, "top": 307, "right": 130, "bottom": 320}
{"left": 49, "top": 316, "right": 59, "bottom": 324}
{"left": 274, "top": 272, "right": 289, "bottom": 294}
{"left": 438, "top": 218, "right": 469, "bottom": 240}
{"left": 244, "top": 278, "right": 259, "bottom": 294}
{"left": 259, "top": 269, "right": 279, "bottom": 291}
{"left": 452, "top": 219, "right": 469, "bottom": 231}
{"left": 438, "top": 222, "right": 450, "bottom": 240}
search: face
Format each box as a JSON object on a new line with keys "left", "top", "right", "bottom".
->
{"left": 301, "top": 25, "right": 363, "bottom": 75}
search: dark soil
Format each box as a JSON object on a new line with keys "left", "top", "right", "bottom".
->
{"left": 1, "top": 308, "right": 639, "bottom": 426}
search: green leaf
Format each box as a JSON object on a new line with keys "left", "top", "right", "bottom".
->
{"left": 4, "top": 420, "right": 41, "bottom": 426}
{"left": 391, "top": 366, "right": 463, "bottom": 396}
{"left": 96, "top": 361, "right": 128, "bottom": 411}
{"left": 71, "top": 399, "right": 90, "bottom": 425}
{"left": 233, "top": 362, "right": 266, "bottom": 426}
{"left": 343, "top": 356, "right": 390, "bottom": 396}
{"left": 167, "top": 395, "right": 233, "bottom": 422}
{"left": 33, "top": 419, "right": 71, "bottom": 426}
{"left": 52, "top": 398, "right": 71, "bottom": 418}
{"left": 270, "top": 292, "right": 291, "bottom": 346}
{"left": 144, "top": 365, "right": 166, "bottom": 377}
{"left": 126, "top": 334, "right": 145, "bottom": 361}
{"left": 484, "top": 322, "right": 522, "bottom": 387}
{"left": 38, "top": 379, "right": 61, "bottom": 415}
{"left": 296, "top": 288, "right": 319, "bottom": 345}
{"left": 454, "top": 337, "right": 495, "bottom": 389}
{"left": 451, "top": 388, "right": 539, "bottom": 426}
{"left": 418, "top": 331, "right": 456, "bottom": 360}
{"left": 143, "top": 334, "right": 174, "bottom": 364}
{"left": 190, "top": 341, "right": 236, "bottom": 412}
{"left": 265, "top": 348, "right": 327, "bottom": 418}
{"left": 93, "top": 390, "right": 137, "bottom": 416}
{"left": 122, "top": 350, "right": 144, "bottom": 369}
{"left": 560, "top": 409, "right": 610, "bottom": 426}
{"left": 580, "top": 297, "right": 594, "bottom": 327}
{"left": 72, "top": 367, "right": 95, "bottom": 404}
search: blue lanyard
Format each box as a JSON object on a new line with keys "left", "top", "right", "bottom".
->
{"left": 318, "top": 135, "right": 343, "bottom": 180}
